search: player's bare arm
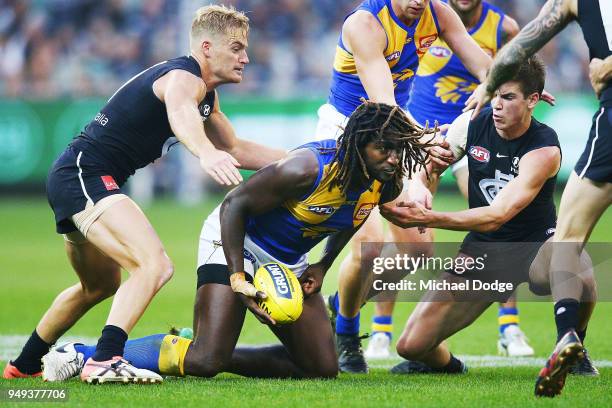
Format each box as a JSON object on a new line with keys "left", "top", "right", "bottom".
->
{"left": 589, "top": 55, "right": 612, "bottom": 97}
{"left": 204, "top": 92, "right": 287, "bottom": 170}
{"left": 342, "top": 11, "right": 397, "bottom": 105}
{"left": 155, "top": 69, "right": 243, "bottom": 186}
{"left": 434, "top": 0, "right": 491, "bottom": 82}
{"left": 220, "top": 149, "right": 319, "bottom": 323}
{"left": 501, "top": 14, "right": 520, "bottom": 44}
{"left": 385, "top": 146, "right": 561, "bottom": 231}
{"left": 302, "top": 227, "right": 360, "bottom": 297}
{"left": 344, "top": 12, "right": 452, "bottom": 165}
{"left": 466, "top": 0, "right": 575, "bottom": 116}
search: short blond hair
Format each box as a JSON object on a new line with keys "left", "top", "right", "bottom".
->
{"left": 190, "top": 4, "right": 249, "bottom": 48}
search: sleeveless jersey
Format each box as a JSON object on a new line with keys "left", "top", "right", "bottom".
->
{"left": 577, "top": 0, "right": 612, "bottom": 97}
{"left": 577, "top": 0, "right": 612, "bottom": 61}
{"left": 328, "top": 0, "right": 441, "bottom": 116}
{"left": 71, "top": 56, "right": 215, "bottom": 185}
{"left": 466, "top": 108, "right": 560, "bottom": 242}
{"left": 246, "top": 139, "right": 385, "bottom": 264}
{"left": 408, "top": 1, "right": 504, "bottom": 125}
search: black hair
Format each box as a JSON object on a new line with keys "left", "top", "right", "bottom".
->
{"left": 331, "top": 100, "right": 436, "bottom": 194}
{"left": 511, "top": 55, "right": 546, "bottom": 97}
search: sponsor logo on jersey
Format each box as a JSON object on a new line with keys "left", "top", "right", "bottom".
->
{"left": 385, "top": 51, "right": 401, "bottom": 62}
{"left": 418, "top": 34, "right": 438, "bottom": 54}
{"left": 307, "top": 205, "right": 335, "bottom": 215}
{"left": 354, "top": 203, "right": 376, "bottom": 221}
{"left": 243, "top": 249, "right": 256, "bottom": 265}
{"left": 264, "top": 264, "right": 292, "bottom": 299}
{"left": 429, "top": 46, "right": 451, "bottom": 58}
{"left": 94, "top": 113, "right": 109, "bottom": 126}
{"left": 101, "top": 175, "right": 119, "bottom": 191}
{"left": 469, "top": 146, "right": 490, "bottom": 163}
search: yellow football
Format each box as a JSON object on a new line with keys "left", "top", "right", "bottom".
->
{"left": 253, "top": 263, "right": 304, "bottom": 324}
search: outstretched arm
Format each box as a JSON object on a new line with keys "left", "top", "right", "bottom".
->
{"left": 157, "top": 70, "right": 243, "bottom": 185}
{"left": 205, "top": 92, "right": 287, "bottom": 170}
{"left": 384, "top": 146, "right": 561, "bottom": 232}
{"left": 465, "top": 0, "right": 575, "bottom": 117}
{"left": 380, "top": 110, "right": 469, "bottom": 225}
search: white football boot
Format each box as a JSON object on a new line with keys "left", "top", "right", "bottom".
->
{"left": 80, "top": 357, "right": 163, "bottom": 384}
{"left": 43, "top": 342, "right": 85, "bottom": 381}
{"left": 364, "top": 332, "right": 391, "bottom": 360}
{"left": 498, "top": 325, "right": 535, "bottom": 357}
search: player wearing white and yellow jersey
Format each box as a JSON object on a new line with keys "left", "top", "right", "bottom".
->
{"left": 316, "top": 0, "right": 493, "bottom": 374}
{"left": 367, "top": 0, "right": 532, "bottom": 361}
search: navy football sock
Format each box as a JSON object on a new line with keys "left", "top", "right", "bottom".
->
{"left": 12, "top": 330, "right": 52, "bottom": 374}
{"left": 92, "top": 325, "right": 128, "bottom": 362}
{"left": 554, "top": 299, "right": 580, "bottom": 342}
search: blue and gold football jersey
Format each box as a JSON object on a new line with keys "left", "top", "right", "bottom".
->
{"left": 328, "top": 0, "right": 441, "bottom": 117}
{"left": 246, "top": 139, "right": 384, "bottom": 264}
{"left": 407, "top": 1, "right": 505, "bottom": 126}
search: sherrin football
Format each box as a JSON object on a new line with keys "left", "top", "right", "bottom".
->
{"left": 254, "top": 263, "right": 304, "bottom": 324}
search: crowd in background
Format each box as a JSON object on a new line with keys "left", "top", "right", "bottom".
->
{"left": 0, "top": 0, "right": 593, "bottom": 100}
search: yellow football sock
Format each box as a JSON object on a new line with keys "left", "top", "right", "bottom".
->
{"left": 158, "top": 335, "right": 192, "bottom": 376}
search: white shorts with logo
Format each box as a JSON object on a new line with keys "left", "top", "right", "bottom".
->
{"left": 198, "top": 205, "right": 309, "bottom": 278}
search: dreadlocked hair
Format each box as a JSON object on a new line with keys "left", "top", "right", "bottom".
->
{"left": 330, "top": 100, "right": 438, "bottom": 194}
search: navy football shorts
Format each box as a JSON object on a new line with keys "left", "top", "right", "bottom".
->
{"left": 575, "top": 90, "right": 612, "bottom": 183}
{"left": 46, "top": 145, "right": 124, "bottom": 234}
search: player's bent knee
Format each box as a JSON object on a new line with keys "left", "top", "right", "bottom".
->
{"left": 305, "top": 363, "right": 338, "bottom": 379}
{"left": 188, "top": 353, "right": 227, "bottom": 378}
{"left": 396, "top": 333, "right": 434, "bottom": 361}
{"left": 139, "top": 253, "right": 174, "bottom": 290}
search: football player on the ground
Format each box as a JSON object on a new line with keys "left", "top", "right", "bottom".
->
{"left": 366, "top": 0, "right": 536, "bottom": 360}
{"left": 379, "top": 57, "right": 597, "bottom": 389}
{"left": 41, "top": 101, "right": 437, "bottom": 381}
{"left": 465, "top": 0, "right": 610, "bottom": 397}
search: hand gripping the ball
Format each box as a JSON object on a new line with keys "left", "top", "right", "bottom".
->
{"left": 230, "top": 272, "right": 276, "bottom": 325}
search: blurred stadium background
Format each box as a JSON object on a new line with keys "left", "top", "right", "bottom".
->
{"left": 0, "top": 1, "right": 610, "bottom": 405}
{"left": 0, "top": 0, "right": 601, "bottom": 202}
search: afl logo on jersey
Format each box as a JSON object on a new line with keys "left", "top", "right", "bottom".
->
{"left": 469, "top": 146, "right": 490, "bottom": 163}
{"left": 385, "top": 51, "right": 401, "bottom": 62}
{"left": 429, "top": 46, "right": 451, "bottom": 58}
{"left": 308, "top": 205, "right": 335, "bottom": 215}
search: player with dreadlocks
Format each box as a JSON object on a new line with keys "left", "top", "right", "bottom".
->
{"left": 41, "top": 101, "right": 435, "bottom": 381}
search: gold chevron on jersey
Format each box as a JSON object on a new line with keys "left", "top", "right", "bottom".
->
{"left": 283, "top": 161, "right": 382, "bottom": 233}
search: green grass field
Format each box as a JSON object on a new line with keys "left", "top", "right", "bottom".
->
{"left": 0, "top": 193, "right": 610, "bottom": 407}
